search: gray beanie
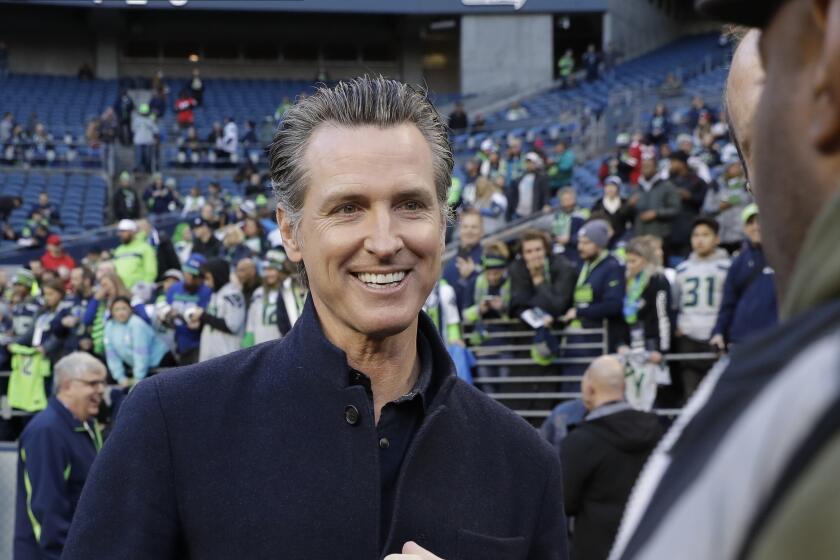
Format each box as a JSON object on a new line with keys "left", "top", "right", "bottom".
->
{"left": 578, "top": 219, "right": 611, "bottom": 249}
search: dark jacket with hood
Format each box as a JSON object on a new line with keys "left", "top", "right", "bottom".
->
{"left": 509, "top": 253, "right": 576, "bottom": 319}
{"left": 561, "top": 403, "right": 664, "bottom": 560}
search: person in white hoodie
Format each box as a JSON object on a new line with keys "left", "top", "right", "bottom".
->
{"left": 242, "top": 250, "right": 291, "bottom": 347}
{"left": 196, "top": 257, "right": 245, "bottom": 362}
{"left": 221, "top": 116, "right": 238, "bottom": 161}
{"left": 672, "top": 216, "right": 730, "bottom": 400}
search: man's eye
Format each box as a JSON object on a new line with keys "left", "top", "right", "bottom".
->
{"left": 402, "top": 200, "right": 423, "bottom": 211}
{"left": 338, "top": 204, "right": 358, "bottom": 214}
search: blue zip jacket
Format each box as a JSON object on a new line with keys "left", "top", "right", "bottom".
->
{"left": 166, "top": 281, "right": 212, "bottom": 355}
{"left": 15, "top": 397, "right": 100, "bottom": 560}
{"left": 442, "top": 243, "right": 483, "bottom": 312}
{"left": 712, "top": 242, "right": 779, "bottom": 344}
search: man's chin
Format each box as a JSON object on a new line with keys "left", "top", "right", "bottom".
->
{"left": 353, "top": 315, "right": 417, "bottom": 340}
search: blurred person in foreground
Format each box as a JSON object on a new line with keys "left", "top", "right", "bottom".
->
{"left": 64, "top": 76, "right": 568, "bottom": 559}
{"left": 14, "top": 352, "right": 106, "bottom": 560}
{"left": 610, "top": 4, "right": 840, "bottom": 558}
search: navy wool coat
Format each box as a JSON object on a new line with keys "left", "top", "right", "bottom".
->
{"left": 63, "top": 297, "right": 568, "bottom": 560}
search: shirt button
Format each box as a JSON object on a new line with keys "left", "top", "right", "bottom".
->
{"left": 378, "top": 437, "right": 390, "bottom": 449}
{"left": 344, "top": 405, "right": 360, "bottom": 426}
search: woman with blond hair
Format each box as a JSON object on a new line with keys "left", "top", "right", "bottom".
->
{"left": 619, "top": 236, "right": 673, "bottom": 409}
{"left": 473, "top": 175, "right": 508, "bottom": 234}
{"left": 220, "top": 225, "right": 251, "bottom": 266}
{"left": 83, "top": 270, "right": 130, "bottom": 358}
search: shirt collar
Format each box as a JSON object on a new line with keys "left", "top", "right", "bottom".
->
{"left": 288, "top": 295, "right": 451, "bottom": 407}
{"left": 348, "top": 329, "right": 435, "bottom": 412}
{"left": 50, "top": 396, "right": 85, "bottom": 430}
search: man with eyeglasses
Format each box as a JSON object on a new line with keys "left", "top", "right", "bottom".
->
{"left": 14, "top": 352, "right": 106, "bottom": 560}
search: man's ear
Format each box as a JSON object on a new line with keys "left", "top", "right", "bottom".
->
{"left": 810, "top": 0, "right": 840, "bottom": 153}
{"left": 276, "top": 206, "right": 303, "bottom": 263}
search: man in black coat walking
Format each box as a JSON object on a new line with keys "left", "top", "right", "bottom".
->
{"left": 64, "top": 76, "right": 568, "bottom": 560}
{"left": 562, "top": 356, "right": 663, "bottom": 560}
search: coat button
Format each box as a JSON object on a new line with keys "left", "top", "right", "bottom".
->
{"left": 344, "top": 405, "right": 360, "bottom": 426}
{"left": 378, "top": 437, "right": 390, "bottom": 449}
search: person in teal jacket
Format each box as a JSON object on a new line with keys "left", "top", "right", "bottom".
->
{"left": 104, "top": 296, "right": 173, "bottom": 387}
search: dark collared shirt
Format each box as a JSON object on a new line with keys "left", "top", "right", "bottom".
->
{"left": 349, "top": 331, "right": 436, "bottom": 548}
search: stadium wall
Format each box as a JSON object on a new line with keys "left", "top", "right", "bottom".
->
{"left": 604, "top": 0, "right": 718, "bottom": 60}
{"left": 460, "top": 14, "right": 554, "bottom": 96}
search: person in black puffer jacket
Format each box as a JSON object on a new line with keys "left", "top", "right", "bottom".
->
{"left": 561, "top": 356, "right": 664, "bottom": 560}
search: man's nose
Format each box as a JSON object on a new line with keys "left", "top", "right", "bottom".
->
{"left": 363, "top": 207, "right": 404, "bottom": 258}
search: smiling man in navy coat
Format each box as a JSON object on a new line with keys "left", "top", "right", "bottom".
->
{"left": 63, "top": 76, "right": 568, "bottom": 560}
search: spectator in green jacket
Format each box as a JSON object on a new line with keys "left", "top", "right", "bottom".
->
{"left": 547, "top": 141, "right": 575, "bottom": 194}
{"left": 112, "top": 219, "right": 157, "bottom": 290}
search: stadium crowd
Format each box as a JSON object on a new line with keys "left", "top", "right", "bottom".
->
{"left": 0, "top": 90, "right": 779, "bottom": 436}
{"left": 0, "top": 53, "right": 784, "bottom": 558}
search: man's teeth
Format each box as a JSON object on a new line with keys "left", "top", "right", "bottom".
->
{"left": 356, "top": 271, "right": 406, "bottom": 285}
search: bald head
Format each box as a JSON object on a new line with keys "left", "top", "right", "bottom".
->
{"left": 725, "top": 29, "right": 763, "bottom": 181}
{"left": 581, "top": 355, "right": 626, "bottom": 411}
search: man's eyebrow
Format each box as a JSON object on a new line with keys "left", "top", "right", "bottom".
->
{"left": 318, "top": 185, "right": 435, "bottom": 208}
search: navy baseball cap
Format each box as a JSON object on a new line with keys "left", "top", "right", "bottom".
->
{"left": 695, "top": 0, "right": 789, "bottom": 27}
{"left": 183, "top": 254, "right": 207, "bottom": 276}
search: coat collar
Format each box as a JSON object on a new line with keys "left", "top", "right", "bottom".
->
{"left": 285, "top": 295, "right": 455, "bottom": 406}
{"left": 49, "top": 396, "right": 85, "bottom": 431}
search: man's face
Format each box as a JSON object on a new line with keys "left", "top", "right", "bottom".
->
{"left": 70, "top": 269, "right": 85, "bottom": 293}
{"left": 486, "top": 267, "right": 505, "bottom": 287}
{"left": 726, "top": 30, "right": 763, "bottom": 180}
{"left": 459, "top": 214, "right": 483, "bottom": 248}
{"left": 577, "top": 236, "right": 600, "bottom": 261}
{"left": 669, "top": 159, "right": 687, "bottom": 176}
{"left": 580, "top": 372, "right": 595, "bottom": 411}
{"left": 184, "top": 271, "right": 202, "bottom": 290}
{"left": 194, "top": 225, "right": 210, "bottom": 242}
{"left": 560, "top": 192, "right": 576, "bottom": 212}
{"left": 13, "top": 284, "right": 28, "bottom": 300}
{"left": 118, "top": 231, "right": 133, "bottom": 244}
{"left": 39, "top": 193, "right": 48, "bottom": 206}
{"left": 691, "top": 224, "right": 719, "bottom": 257}
{"left": 744, "top": 217, "right": 761, "bottom": 245}
{"left": 235, "top": 260, "right": 257, "bottom": 286}
{"left": 751, "top": 1, "right": 840, "bottom": 297}
{"left": 60, "top": 370, "right": 106, "bottom": 422}
{"left": 47, "top": 243, "right": 61, "bottom": 257}
{"left": 200, "top": 205, "right": 215, "bottom": 222}
{"left": 521, "top": 239, "right": 546, "bottom": 271}
{"left": 280, "top": 123, "right": 443, "bottom": 340}
{"left": 642, "top": 158, "right": 658, "bottom": 179}
{"left": 262, "top": 267, "right": 280, "bottom": 287}
{"left": 43, "top": 286, "right": 63, "bottom": 308}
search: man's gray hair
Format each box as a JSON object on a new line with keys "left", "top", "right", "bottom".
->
{"left": 53, "top": 352, "right": 106, "bottom": 395}
{"left": 269, "top": 75, "right": 454, "bottom": 246}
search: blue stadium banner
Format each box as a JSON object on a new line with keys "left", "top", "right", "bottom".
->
{"left": 1, "top": 0, "right": 607, "bottom": 13}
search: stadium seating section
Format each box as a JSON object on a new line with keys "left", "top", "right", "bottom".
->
{"left": 0, "top": 32, "right": 729, "bottom": 253}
